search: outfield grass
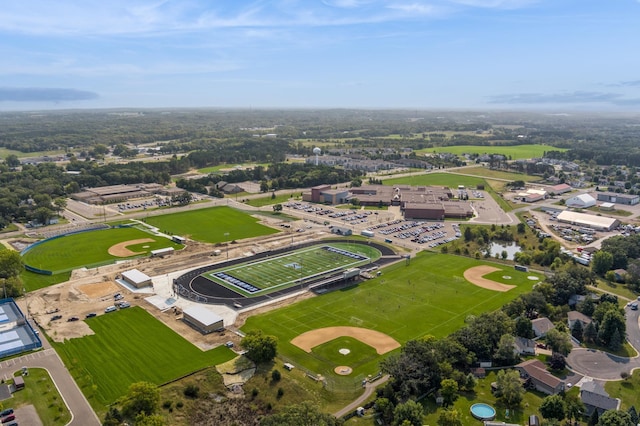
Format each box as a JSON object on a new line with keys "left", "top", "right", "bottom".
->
{"left": 22, "top": 270, "right": 72, "bottom": 292}
{"left": 204, "top": 243, "right": 380, "bottom": 297}
{"left": 143, "top": 206, "right": 279, "bottom": 243}
{"left": 53, "top": 307, "right": 235, "bottom": 415}
{"left": 22, "top": 227, "right": 182, "bottom": 273}
{"left": 416, "top": 144, "right": 567, "bottom": 160}
{"left": 242, "top": 252, "right": 540, "bottom": 389}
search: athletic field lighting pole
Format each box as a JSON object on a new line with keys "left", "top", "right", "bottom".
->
{"left": 224, "top": 232, "right": 230, "bottom": 260}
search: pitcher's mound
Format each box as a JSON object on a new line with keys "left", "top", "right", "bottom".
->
{"left": 334, "top": 366, "right": 353, "bottom": 375}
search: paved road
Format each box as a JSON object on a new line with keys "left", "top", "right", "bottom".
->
{"left": 567, "top": 305, "right": 640, "bottom": 380}
{"left": 0, "top": 349, "right": 100, "bottom": 426}
{"left": 333, "top": 375, "right": 389, "bottom": 418}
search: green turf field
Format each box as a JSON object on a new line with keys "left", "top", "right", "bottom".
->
{"left": 22, "top": 227, "right": 182, "bottom": 273}
{"left": 384, "top": 172, "right": 486, "bottom": 188}
{"left": 53, "top": 307, "right": 235, "bottom": 413}
{"left": 416, "top": 144, "right": 567, "bottom": 160}
{"left": 242, "top": 252, "right": 541, "bottom": 388}
{"left": 204, "top": 243, "right": 381, "bottom": 297}
{"left": 143, "top": 206, "right": 279, "bottom": 243}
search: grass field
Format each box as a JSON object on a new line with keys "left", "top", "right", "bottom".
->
{"left": 416, "top": 144, "right": 567, "bottom": 160}
{"left": 458, "top": 166, "right": 540, "bottom": 182}
{"left": 10, "top": 368, "right": 72, "bottom": 426}
{"left": 384, "top": 172, "right": 486, "bottom": 188}
{"left": 198, "top": 162, "right": 269, "bottom": 174}
{"left": 22, "top": 227, "right": 182, "bottom": 273}
{"left": 143, "top": 206, "right": 279, "bottom": 243}
{"left": 244, "top": 192, "right": 301, "bottom": 207}
{"left": 204, "top": 243, "right": 380, "bottom": 297}
{"left": 242, "top": 252, "right": 540, "bottom": 389}
{"left": 53, "top": 307, "right": 235, "bottom": 415}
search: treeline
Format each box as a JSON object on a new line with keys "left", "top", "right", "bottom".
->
{"left": 176, "top": 163, "right": 364, "bottom": 195}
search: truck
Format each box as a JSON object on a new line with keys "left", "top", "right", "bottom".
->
{"left": 360, "top": 230, "right": 374, "bottom": 238}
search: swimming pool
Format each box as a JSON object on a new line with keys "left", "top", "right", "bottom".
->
{"left": 470, "top": 403, "right": 496, "bottom": 421}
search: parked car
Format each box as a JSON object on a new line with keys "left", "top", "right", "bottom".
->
{"left": 0, "top": 409, "right": 13, "bottom": 418}
{"left": 1, "top": 414, "right": 15, "bottom": 423}
{"left": 104, "top": 306, "right": 117, "bottom": 313}
{"left": 118, "top": 302, "right": 131, "bottom": 309}
{"left": 67, "top": 317, "right": 79, "bottom": 322}
{"left": 114, "top": 293, "right": 124, "bottom": 301}
{"left": 85, "top": 313, "right": 97, "bottom": 318}
{"left": 50, "top": 315, "right": 62, "bottom": 321}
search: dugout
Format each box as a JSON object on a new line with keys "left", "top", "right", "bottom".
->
{"left": 121, "top": 269, "right": 153, "bottom": 288}
{"left": 182, "top": 306, "right": 224, "bottom": 334}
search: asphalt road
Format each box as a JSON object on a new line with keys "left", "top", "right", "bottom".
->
{"left": 567, "top": 304, "right": 640, "bottom": 380}
{"left": 0, "top": 349, "right": 100, "bottom": 426}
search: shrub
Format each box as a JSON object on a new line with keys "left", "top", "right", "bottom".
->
{"left": 162, "top": 400, "right": 172, "bottom": 410}
{"left": 252, "top": 388, "right": 259, "bottom": 398}
{"left": 184, "top": 384, "right": 200, "bottom": 399}
{"left": 271, "top": 369, "right": 281, "bottom": 382}
{"left": 277, "top": 388, "right": 284, "bottom": 399}
{"left": 176, "top": 401, "right": 184, "bottom": 409}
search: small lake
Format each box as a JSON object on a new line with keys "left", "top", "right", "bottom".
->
{"left": 488, "top": 241, "right": 521, "bottom": 260}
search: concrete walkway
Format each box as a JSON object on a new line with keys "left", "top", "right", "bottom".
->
{"left": 333, "top": 375, "right": 389, "bottom": 418}
{"left": 0, "top": 349, "right": 100, "bottom": 426}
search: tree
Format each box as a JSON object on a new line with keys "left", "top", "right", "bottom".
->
{"left": 544, "top": 329, "right": 572, "bottom": 356}
{"left": 588, "top": 409, "right": 599, "bottom": 426}
{"left": 273, "top": 204, "right": 283, "bottom": 212}
{"left": 493, "top": 334, "right": 519, "bottom": 366}
{"left": 571, "top": 320, "right": 584, "bottom": 341}
{"left": 583, "top": 321, "right": 598, "bottom": 343}
{"left": 494, "top": 369, "right": 525, "bottom": 409}
{"left": 597, "top": 309, "right": 626, "bottom": 348}
{"left": 564, "top": 394, "right": 585, "bottom": 424}
{"left": 540, "top": 394, "right": 565, "bottom": 422}
{"left": 121, "top": 381, "right": 160, "bottom": 419}
{"left": 0, "top": 250, "right": 24, "bottom": 279}
{"left": 609, "top": 328, "right": 623, "bottom": 352}
{"left": 439, "top": 379, "right": 459, "bottom": 408}
{"left": 437, "top": 409, "right": 463, "bottom": 426}
{"left": 241, "top": 330, "right": 278, "bottom": 364}
{"left": 515, "top": 317, "right": 534, "bottom": 338}
{"left": 592, "top": 251, "right": 614, "bottom": 275}
{"left": 577, "top": 297, "right": 596, "bottom": 316}
{"left": 134, "top": 413, "right": 166, "bottom": 426}
{"left": 628, "top": 406, "right": 638, "bottom": 425}
{"left": 374, "top": 398, "right": 395, "bottom": 424}
{"left": 597, "top": 409, "right": 632, "bottom": 426}
{"left": 393, "top": 400, "right": 424, "bottom": 426}
{"left": 5, "top": 154, "right": 20, "bottom": 168}
{"left": 260, "top": 180, "right": 270, "bottom": 193}
{"left": 549, "top": 353, "right": 566, "bottom": 371}
{"left": 260, "top": 401, "right": 342, "bottom": 426}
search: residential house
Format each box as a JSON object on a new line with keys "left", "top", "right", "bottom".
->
{"left": 580, "top": 381, "right": 620, "bottom": 416}
{"left": 567, "top": 311, "right": 592, "bottom": 330}
{"left": 516, "top": 359, "right": 564, "bottom": 395}
{"left": 531, "top": 317, "right": 555, "bottom": 338}
{"left": 513, "top": 337, "right": 536, "bottom": 356}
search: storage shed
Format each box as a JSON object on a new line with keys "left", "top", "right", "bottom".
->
{"left": 121, "top": 269, "right": 153, "bottom": 288}
{"left": 182, "top": 306, "right": 224, "bottom": 334}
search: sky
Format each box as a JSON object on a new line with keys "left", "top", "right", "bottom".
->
{"left": 1, "top": 0, "right": 640, "bottom": 111}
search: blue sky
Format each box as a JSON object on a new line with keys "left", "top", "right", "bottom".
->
{"left": 1, "top": 0, "right": 639, "bottom": 111}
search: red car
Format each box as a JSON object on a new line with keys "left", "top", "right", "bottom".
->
{"left": 1, "top": 414, "right": 15, "bottom": 423}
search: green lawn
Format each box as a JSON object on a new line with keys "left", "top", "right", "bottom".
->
{"left": 605, "top": 370, "right": 640, "bottom": 410}
{"left": 242, "top": 252, "right": 540, "bottom": 390}
{"left": 9, "top": 368, "right": 72, "bottom": 426}
{"left": 205, "top": 243, "right": 380, "bottom": 297}
{"left": 22, "top": 270, "right": 72, "bottom": 292}
{"left": 22, "top": 227, "right": 182, "bottom": 273}
{"left": 459, "top": 166, "right": 541, "bottom": 182}
{"left": 143, "top": 206, "right": 279, "bottom": 243}
{"left": 416, "top": 144, "right": 567, "bottom": 160}
{"left": 244, "top": 192, "right": 300, "bottom": 207}
{"left": 384, "top": 172, "right": 486, "bottom": 188}
{"left": 53, "top": 307, "right": 235, "bottom": 415}
{"left": 198, "top": 162, "right": 269, "bottom": 174}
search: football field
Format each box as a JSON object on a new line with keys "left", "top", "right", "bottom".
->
{"left": 202, "top": 243, "right": 380, "bottom": 296}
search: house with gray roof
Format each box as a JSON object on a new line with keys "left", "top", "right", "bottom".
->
{"left": 580, "top": 381, "right": 620, "bottom": 416}
{"left": 531, "top": 317, "right": 554, "bottom": 338}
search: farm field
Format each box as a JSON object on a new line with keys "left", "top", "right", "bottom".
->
{"left": 416, "top": 144, "right": 567, "bottom": 160}
{"left": 53, "top": 307, "right": 235, "bottom": 415}
{"left": 21, "top": 226, "right": 182, "bottom": 274}
{"left": 242, "top": 252, "right": 540, "bottom": 389}
{"left": 143, "top": 206, "right": 279, "bottom": 243}
{"left": 204, "top": 243, "right": 380, "bottom": 297}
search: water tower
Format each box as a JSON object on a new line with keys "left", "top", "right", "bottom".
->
{"left": 313, "top": 147, "right": 321, "bottom": 166}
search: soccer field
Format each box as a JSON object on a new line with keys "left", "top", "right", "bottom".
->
{"left": 203, "top": 243, "right": 380, "bottom": 296}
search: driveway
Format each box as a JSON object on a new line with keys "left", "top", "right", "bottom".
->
{"left": 566, "top": 305, "right": 640, "bottom": 380}
{"left": 0, "top": 348, "right": 101, "bottom": 426}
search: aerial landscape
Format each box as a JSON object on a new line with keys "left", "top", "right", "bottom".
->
{"left": 1, "top": 1, "right": 640, "bottom": 426}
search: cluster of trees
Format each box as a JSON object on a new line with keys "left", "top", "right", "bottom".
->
{"left": 570, "top": 294, "right": 626, "bottom": 351}
{"left": 593, "top": 234, "right": 640, "bottom": 292}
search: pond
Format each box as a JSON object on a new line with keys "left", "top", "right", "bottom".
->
{"left": 488, "top": 241, "right": 521, "bottom": 260}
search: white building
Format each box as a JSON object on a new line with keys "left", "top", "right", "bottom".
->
{"left": 565, "top": 193, "right": 596, "bottom": 208}
{"left": 556, "top": 210, "right": 619, "bottom": 231}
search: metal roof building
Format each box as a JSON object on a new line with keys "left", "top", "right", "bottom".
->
{"left": 556, "top": 210, "right": 619, "bottom": 231}
{"left": 182, "top": 306, "right": 224, "bottom": 334}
